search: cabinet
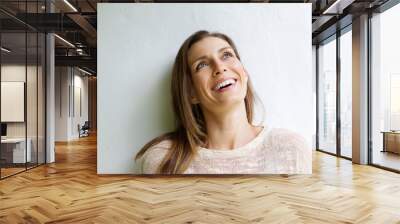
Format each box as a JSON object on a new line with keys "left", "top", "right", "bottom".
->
{"left": 382, "top": 131, "right": 400, "bottom": 154}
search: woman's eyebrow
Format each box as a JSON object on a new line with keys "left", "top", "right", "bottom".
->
{"left": 191, "top": 46, "right": 233, "bottom": 66}
{"left": 218, "top": 46, "right": 233, "bottom": 53}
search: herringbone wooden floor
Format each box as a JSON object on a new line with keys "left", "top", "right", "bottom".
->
{"left": 1, "top": 134, "right": 400, "bottom": 224}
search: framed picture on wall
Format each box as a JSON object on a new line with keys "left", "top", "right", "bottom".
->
{"left": 1, "top": 81, "right": 25, "bottom": 122}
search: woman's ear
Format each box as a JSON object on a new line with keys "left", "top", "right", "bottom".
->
{"left": 191, "top": 97, "right": 200, "bottom": 104}
{"left": 190, "top": 94, "right": 200, "bottom": 104}
{"left": 190, "top": 88, "right": 200, "bottom": 104}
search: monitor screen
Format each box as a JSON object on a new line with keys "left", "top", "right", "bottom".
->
{"left": 1, "top": 123, "right": 7, "bottom": 137}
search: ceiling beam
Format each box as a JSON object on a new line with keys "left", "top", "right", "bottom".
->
{"left": 55, "top": 55, "right": 96, "bottom": 69}
{"left": 67, "top": 13, "right": 97, "bottom": 40}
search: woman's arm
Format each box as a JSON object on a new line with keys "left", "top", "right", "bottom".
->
{"left": 140, "top": 140, "right": 171, "bottom": 174}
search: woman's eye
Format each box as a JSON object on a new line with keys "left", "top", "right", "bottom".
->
{"left": 222, "top": 51, "right": 233, "bottom": 59}
{"left": 196, "top": 62, "right": 207, "bottom": 71}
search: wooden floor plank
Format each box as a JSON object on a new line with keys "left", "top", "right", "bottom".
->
{"left": 0, "top": 134, "right": 400, "bottom": 223}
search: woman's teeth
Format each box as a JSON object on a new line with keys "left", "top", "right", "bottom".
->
{"left": 215, "top": 79, "right": 236, "bottom": 90}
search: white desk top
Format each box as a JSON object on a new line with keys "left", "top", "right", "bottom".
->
{"left": 1, "top": 138, "right": 28, "bottom": 144}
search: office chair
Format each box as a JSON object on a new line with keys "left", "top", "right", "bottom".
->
{"left": 79, "top": 121, "right": 90, "bottom": 138}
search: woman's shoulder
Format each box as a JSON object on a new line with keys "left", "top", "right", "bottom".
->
{"left": 266, "top": 128, "right": 309, "bottom": 154}
{"left": 140, "top": 139, "right": 173, "bottom": 174}
{"left": 266, "top": 128, "right": 312, "bottom": 174}
{"left": 266, "top": 128, "right": 307, "bottom": 145}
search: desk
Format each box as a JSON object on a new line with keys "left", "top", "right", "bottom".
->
{"left": 1, "top": 138, "right": 31, "bottom": 163}
{"left": 381, "top": 131, "right": 400, "bottom": 154}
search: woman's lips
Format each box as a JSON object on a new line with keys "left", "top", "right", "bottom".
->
{"left": 212, "top": 78, "right": 237, "bottom": 91}
{"left": 215, "top": 80, "right": 237, "bottom": 93}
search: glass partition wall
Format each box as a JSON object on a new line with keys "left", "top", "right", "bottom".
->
{"left": 0, "top": 2, "right": 46, "bottom": 179}
{"left": 339, "top": 28, "right": 352, "bottom": 159}
{"left": 317, "top": 35, "right": 337, "bottom": 155}
{"left": 316, "top": 27, "right": 353, "bottom": 159}
{"left": 316, "top": 0, "right": 400, "bottom": 173}
{"left": 370, "top": 3, "right": 400, "bottom": 172}
{"left": 0, "top": 31, "right": 27, "bottom": 177}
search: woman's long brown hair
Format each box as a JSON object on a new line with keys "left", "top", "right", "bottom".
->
{"left": 135, "top": 30, "right": 257, "bottom": 174}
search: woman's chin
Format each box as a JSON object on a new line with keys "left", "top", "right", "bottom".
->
{"left": 215, "top": 95, "right": 246, "bottom": 106}
{"left": 214, "top": 87, "right": 246, "bottom": 101}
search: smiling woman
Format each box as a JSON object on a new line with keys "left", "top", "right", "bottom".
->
{"left": 134, "top": 30, "right": 312, "bottom": 174}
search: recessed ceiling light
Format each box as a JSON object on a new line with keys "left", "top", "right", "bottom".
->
{"left": 54, "top": 34, "right": 75, "bottom": 48}
{"left": 63, "top": 0, "right": 78, "bottom": 12}
{"left": 78, "top": 67, "right": 93, "bottom": 76}
{"left": 1, "top": 47, "right": 11, "bottom": 53}
{"left": 322, "top": 0, "right": 355, "bottom": 15}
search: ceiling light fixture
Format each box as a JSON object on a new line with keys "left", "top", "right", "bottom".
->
{"left": 78, "top": 67, "right": 93, "bottom": 76}
{"left": 322, "top": 0, "right": 355, "bottom": 15}
{"left": 63, "top": 0, "right": 78, "bottom": 12}
{"left": 54, "top": 34, "right": 75, "bottom": 48}
{"left": 1, "top": 47, "right": 11, "bottom": 53}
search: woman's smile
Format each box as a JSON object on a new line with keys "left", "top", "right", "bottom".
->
{"left": 212, "top": 78, "right": 237, "bottom": 93}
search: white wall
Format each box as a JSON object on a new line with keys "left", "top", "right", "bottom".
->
{"left": 55, "top": 67, "right": 69, "bottom": 141}
{"left": 98, "top": 3, "right": 313, "bottom": 174}
{"left": 55, "top": 67, "right": 89, "bottom": 141}
{"left": 312, "top": 45, "right": 317, "bottom": 150}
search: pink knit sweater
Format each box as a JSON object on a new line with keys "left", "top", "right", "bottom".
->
{"left": 139, "top": 126, "right": 312, "bottom": 174}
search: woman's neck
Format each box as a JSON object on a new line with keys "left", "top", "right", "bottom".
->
{"left": 202, "top": 103, "right": 260, "bottom": 150}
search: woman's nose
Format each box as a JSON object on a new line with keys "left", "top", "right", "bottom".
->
{"left": 213, "top": 61, "right": 227, "bottom": 77}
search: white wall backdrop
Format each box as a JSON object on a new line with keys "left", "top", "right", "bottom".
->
{"left": 55, "top": 67, "right": 89, "bottom": 141}
{"left": 98, "top": 3, "right": 312, "bottom": 174}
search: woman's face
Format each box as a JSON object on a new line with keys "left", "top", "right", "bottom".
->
{"left": 187, "top": 36, "right": 248, "bottom": 112}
